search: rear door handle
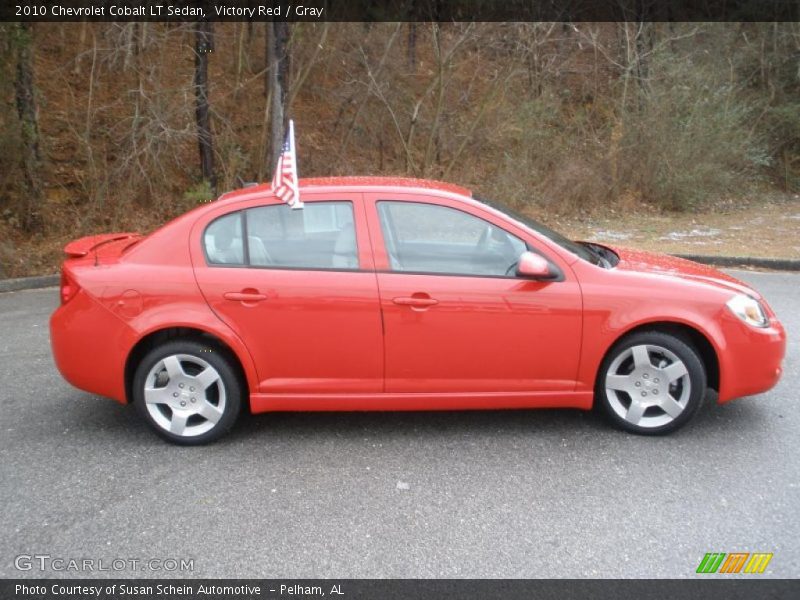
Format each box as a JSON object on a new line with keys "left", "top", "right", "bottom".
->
{"left": 392, "top": 296, "right": 439, "bottom": 307}
{"left": 224, "top": 291, "right": 267, "bottom": 303}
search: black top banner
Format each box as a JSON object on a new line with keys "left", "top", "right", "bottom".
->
{"left": 2, "top": 0, "right": 799, "bottom": 22}
{"left": 2, "top": 579, "right": 800, "bottom": 600}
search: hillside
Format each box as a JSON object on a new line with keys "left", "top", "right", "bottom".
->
{"left": 1, "top": 22, "right": 798, "bottom": 277}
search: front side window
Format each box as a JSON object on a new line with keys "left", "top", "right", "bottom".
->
{"left": 475, "top": 194, "right": 605, "bottom": 266}
{"left": 246, "top": 201, "right": 358, "bottom": 269}
{"left": 377, "top": 201, "right": 527, "bottom": 276}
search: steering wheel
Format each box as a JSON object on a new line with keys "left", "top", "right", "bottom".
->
{"left": 505, "top": 261, "right": 519, "bottom": 277}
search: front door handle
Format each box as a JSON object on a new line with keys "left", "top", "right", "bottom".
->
{"left": 224, "top": 290, "right": 267, "bottom": 303}
{"left": 392, "top": 296, "right": 439, "bottom": 308}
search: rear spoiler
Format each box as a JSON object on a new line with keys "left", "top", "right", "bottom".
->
{"left": 63, "top": 233, "right": 141, "bottom": 258}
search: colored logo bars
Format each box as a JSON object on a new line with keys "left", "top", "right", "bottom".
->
{"left": 696, "top": 552, "right": 773, "bottom": 574}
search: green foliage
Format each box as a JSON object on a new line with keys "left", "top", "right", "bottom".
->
{"left": 491, "top": 91, "right": 611, "bottom": 212}
{"left": 182, "top": 180, "right": 215, "bottom": 207}
{"left": 767, "top": 103, "right": 800, "bottom": 147}
{"left": 495, "top": 24, "right": 786, "bottom": 213}
{"left": 621, "top": 54, "right": 768, "bottom": 210}
{"left": 763, "top": 103, "right": 800, "bottom": 190}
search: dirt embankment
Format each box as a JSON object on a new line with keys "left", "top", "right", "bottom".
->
{"left": 554, "top": 196, "right": 800, "bottom": 260}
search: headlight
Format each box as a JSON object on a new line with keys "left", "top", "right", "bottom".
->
{"left": 726, "top": 294, "right": 769, "bottom": 328}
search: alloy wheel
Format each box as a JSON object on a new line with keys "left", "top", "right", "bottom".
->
{"left": 143, "top": 354, "right": 226, "bottom": 437}
{"left": 604, "top": 343, "right": 691, "bottom": 429}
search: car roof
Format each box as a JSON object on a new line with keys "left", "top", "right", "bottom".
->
{"left": 215, "top": 176, "right": 472, "bottom": 204}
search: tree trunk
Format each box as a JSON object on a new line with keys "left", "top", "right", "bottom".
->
{"left": 633, "top": 3, "right": 654, "bottom": 103}
{"left": 266, "top": 22, "right": 290, "bottom": 169}
{"left": 14, "top": 22, "right": 43, "bottom": 232}
{"left": 407, "top": 23, "right": 417, "bottom": 70}
{"left": 194, "top": 21, "right": 216, "bottom": 195}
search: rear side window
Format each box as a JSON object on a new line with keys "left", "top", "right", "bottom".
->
{"left": 246, "top": 202, "right": 357, "bottom": 269}
{"left": 203, "top": 202, "right": 358, "bottom": 270}
{"left": 204, "top": 212, "right": 245, "bottom": 265}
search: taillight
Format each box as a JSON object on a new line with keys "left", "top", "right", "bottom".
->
{"left": 60, "top": 271, "right": 79, "bottom": 304}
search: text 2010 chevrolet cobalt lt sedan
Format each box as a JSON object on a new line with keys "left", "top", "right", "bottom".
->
{"left": 50, "top": 177, "right": 786, "bottom": 444}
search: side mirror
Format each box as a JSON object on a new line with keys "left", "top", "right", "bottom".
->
{"left": 516, "top": 251, "right": 553, "bottom": 279}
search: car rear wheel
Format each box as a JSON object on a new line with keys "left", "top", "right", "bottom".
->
{"left": 596, "top": 331, "right": 706, "bottom": 435}
{"left": 133, "top": 339, "right": 242, "bottom": 445}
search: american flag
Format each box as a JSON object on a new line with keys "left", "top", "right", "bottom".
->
{"left": 271, "top": 119, "right": 302, "bottom": 209}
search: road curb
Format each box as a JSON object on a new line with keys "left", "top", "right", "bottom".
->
{"left": 674, "top": 254, "right": 800, "bottom": 271}
{"left": 0, "top": 254, "right": 799, "bottom": 294}
{"left": 0, "top": 274, "right": 59, "bottom": 293}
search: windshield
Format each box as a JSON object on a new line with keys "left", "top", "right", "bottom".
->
{"left": 474, "top": 194, "right": 599, "bottom": 265}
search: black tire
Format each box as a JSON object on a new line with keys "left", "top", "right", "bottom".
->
{"left": 595, "top": 330, "right": 707, "bottom": 435}
{"left": 132, "top": 338, "right": 242, "bottom": 445}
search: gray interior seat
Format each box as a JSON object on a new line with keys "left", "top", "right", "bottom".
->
{"left": 332, "top": 223, "right": 358, "bottom": 268}
{"left": 206, "top": 234, "right": 244, "bottom": 264}
{"left": 248, "top": 236, "right": 272, "bottom": 266}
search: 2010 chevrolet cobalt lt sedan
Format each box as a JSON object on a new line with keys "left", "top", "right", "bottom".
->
{"left": 50, "top": 177, "right": 786, "bottom": 444}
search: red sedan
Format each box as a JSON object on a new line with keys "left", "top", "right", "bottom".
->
{"left": 50, "top": 177, "right": 786, "bottom": 444}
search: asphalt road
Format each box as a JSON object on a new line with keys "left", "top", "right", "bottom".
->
{"left": 0, "top": 270, "right": 798, "bottom": 579}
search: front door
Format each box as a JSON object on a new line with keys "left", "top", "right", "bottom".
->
{"left": 365, "top": 194, "right": 583, "bottom": 394}
{"left": 192, "top": 194, "right": 383, "bottom": 394}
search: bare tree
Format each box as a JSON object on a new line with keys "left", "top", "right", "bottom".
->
{"left": 407, "top": 23, "right": 417, "bottom": 70}
{"left": 266, "top": 22, "right": 290, "bottom": 169}
{"left": 364, "top": 23, "right": 476, "bottom": 175}
{"left": 337, "top": 23, "right": 403, "bottom": 159}
{"left": 194, "top": 21, "right": 216, "bottom": 194}
{"left": 287, "top": 23, "right": 329, "bottom": 112}
{"left": 14, "top": 22, "right": 43, "bottom": 232}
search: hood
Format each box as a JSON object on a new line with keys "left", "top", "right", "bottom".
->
{"left": 607, "top": 245, "right": 760, "bottom": 299}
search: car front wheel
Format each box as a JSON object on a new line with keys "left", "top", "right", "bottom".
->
{"left": 133, "top": 339, "right": 242, "bottom": 445}
{"left": 596, "top": 331, "right": 707, "bottom": 435}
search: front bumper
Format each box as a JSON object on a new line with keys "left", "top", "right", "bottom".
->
{"left": 717, "top": 314, "right": 786, "bottom": 403}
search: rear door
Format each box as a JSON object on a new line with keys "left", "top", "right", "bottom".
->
{"left": 191, "top": 193, "right": 384, "bottom": 394}
{"left": 365, "top": 192, "right": 583, "bottom": 394}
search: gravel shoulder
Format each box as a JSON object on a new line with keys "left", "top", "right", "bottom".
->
{"left": 552, "top": 196, "right": 800, "bottom": 259}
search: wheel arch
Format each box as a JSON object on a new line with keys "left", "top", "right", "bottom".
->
{"left": 124, "top": 326, "right": 253, "bottom": 407}
{"left": 597, "top": 321, "right": 720, "bottom": 394}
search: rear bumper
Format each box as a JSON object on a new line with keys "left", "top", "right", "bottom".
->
{"left": 717, "top": 315, "right": 786, "bottom": 403}
{"left": 50, "top": 289, "right": 135, "bottom": 404}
